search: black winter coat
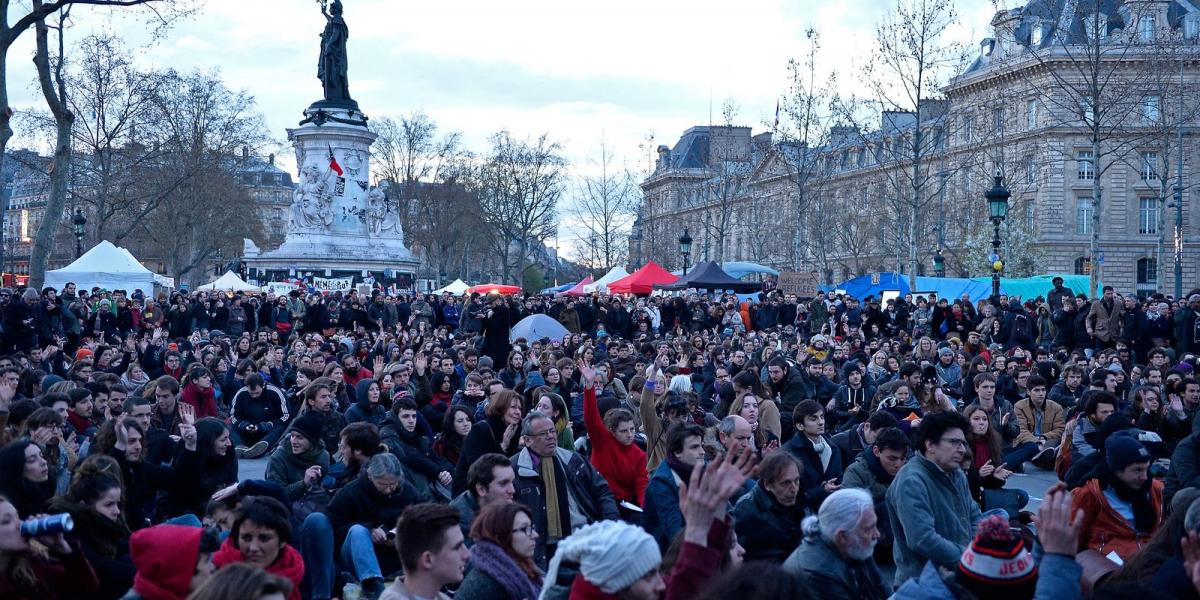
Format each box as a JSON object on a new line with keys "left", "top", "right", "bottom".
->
{"left": 512, "top": 447, "right": 619, "bottom": 567}
{"left": 731, "top": 481, "right": 806, "bottom": 563}
{"left": 325, "top": 470, "right": 422, "bottom": 544}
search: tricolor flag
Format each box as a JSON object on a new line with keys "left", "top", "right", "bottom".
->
{"left": 774, "top": 100, "right": 780, "bottom": 131}
{"left": 328, "top": 144, "right": 343, "bottom": 176}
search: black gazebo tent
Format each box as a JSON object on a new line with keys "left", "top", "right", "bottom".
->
{"left": 655, "top": 261, "right": 763, "bottom": 292}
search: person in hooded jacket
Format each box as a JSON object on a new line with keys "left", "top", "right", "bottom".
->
{"left": 381, "top": 397, "right": 454, "bottom": 501}
{"left": 121, "top": 524, "right": 221, "bottom": 600}
{"left": 211, "top": 496, "right": 305, "bottom": 600}
{"left": 265, "top": 411, "right": 330, "bottom": 502}
{"left": 345, "top": 378, "right": 387, "bottom": 426}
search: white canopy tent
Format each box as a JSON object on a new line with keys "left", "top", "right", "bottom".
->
{"left": 583, "top": 266, "right": 629, "bottom": 293}
{"left": 433, "top": 278, "right": 470, "bottom": 295}
{"left": 197, "top": 271, "right": 262, "bottom": 292}
{"left": 45, "top": 241, "right": 157, "bottom": 297}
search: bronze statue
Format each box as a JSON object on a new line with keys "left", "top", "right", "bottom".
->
{"left": 316, "top": 0, "right": 355, "bottom": 108}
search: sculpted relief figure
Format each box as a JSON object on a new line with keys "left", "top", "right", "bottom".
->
{"left": 367, "top": 182, "right": 404, "bottom": 243}
{"left": 290, "top": 163, "right": 335, "bottom": 232}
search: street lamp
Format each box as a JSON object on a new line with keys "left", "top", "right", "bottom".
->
{"left": 933, "top": 248, "right": 945, "bottom": 278}
{"left": 72, "top": 208, "right": 87, "bottom": 259}
{"left": 985, "top": 173, "right": 1010, "bottom": 298}
{"left": 678, "top": 228, "right": 693, "bottom": 275}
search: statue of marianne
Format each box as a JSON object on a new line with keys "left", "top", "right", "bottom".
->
{"left": 317, "top": 0, "right": 353, "bottom": 106}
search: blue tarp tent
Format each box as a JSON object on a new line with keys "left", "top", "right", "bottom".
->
{"left": 837, "top": 272, "right": 1096, "bottom": 303}
{"left": 723, "top": 262, "right": 780, "bottom": 279}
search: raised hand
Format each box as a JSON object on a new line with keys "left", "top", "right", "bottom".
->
{"left": 373, "top": 356, "right": 384, "bottom": 374}
{"left": 576, "top": 360, "right": 596, "bottom": 385}
{"left": 179, "top": 402, "right": 196, "bottom": 426}
{"left": 1036, "top": 484, "right": 1082, "bottom": 556}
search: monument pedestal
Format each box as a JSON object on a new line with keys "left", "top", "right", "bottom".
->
{"left": 244, "top": 105, "right": 418, "bottom": 284}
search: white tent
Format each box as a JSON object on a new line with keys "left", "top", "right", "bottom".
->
{"left": 583, "top": 266, "right": 629, "bottom": 293}
{"left": 433, "top": 278, "right": 470, "bottom": 295}
{"left": 197, "top": 271, "right": 262, "bottom": 292}
{"left": 45, "top": 241, "right": 157, "bottom": 297}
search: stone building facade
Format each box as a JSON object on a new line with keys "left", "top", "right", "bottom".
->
{"left": 632, "top": 0, "right": 1200, "bottom": 296}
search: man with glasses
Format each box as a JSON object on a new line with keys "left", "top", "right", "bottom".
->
{"left": 512, "top": 410, "right": 618, "bottom": 568}
{"left": 886, "top": 410, "right": 979, "bottom": 587}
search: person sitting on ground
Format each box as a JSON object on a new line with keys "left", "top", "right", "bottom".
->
{"left": 1012, "top": 374, "right": 1065, "bottom": 471}
{"left": 381, "top": 397, "right": 453, "bottom": 501}
{"left": 782, "top": 488, "right": 888, "bottom": 600}
{"left": 831, "top": 410, "right": 898, "bottom": 474}
{"left": 211, "top": 496, "right": 305, "bottom": 600}
{"left": 541, "top": 448, "right": 756, "bottom": 600}
{"left": 887, "top": 410, "right": 980, "bottom": 587}
{"left": 453, "top": 389, "right": 524, "bottom": 497}
{"left": 264, "top": 411, "right": 329, "bottom": 502}
{"left": 449, "top": 453, "right": 516, "bottom": 544}
{"left": 1072, "top": 392, "right": 1119, "bottom": 463}
{"left": 326, "top": 453, "right": 422, "bottom": 599}
{"left": 187, "top": 562, "right": 293, "bottom": 600}
{"left": 643, "top": 423, "right": 707, "bottom": 549}
{"left": 731, "top": 451, "right": 808, "bottom": 563}
{"left": 783, "top": 400, "right": 842, "bottom": 511}
{"left": 1072, "top": 432, "right": 1164, "bottom": 563}
{"left": 0, "top": 492, "right": 100, "bottom": 599}
{"left": 46, "top": 455, "right": 134, "bottom": 600}
{"left": 454, "top": 501, "right": 544, "bottom": 600}
{"left": 379, "top": 503, "right": 468, "bottom": 600}
{"left": 121, "top": 523, "right": 221, "bottom": 600}
{"left": 230, "top": 373, "right": 289, "bottom": 459}
{"left": 346, "top": 378, "right": 387, "bottom": 427}
{"left": 891, "top": 486, "right": 1084, "bottom": 600}
{"left": 579, "top": 360, "right": 647, "bottom": 509}
{"left": 842, "top": 426, "right": 909, "bottom": 562}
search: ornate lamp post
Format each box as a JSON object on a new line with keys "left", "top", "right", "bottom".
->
{"left": 678, "top": 228, "right": 693, "bottom": 275}
{"left": 72, "top": 208, "right": 87, "bottom": 259}
{"left": 985, "top": 174, "right": 1010, "bottom": 299}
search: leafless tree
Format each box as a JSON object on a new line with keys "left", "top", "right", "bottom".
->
{"left": 836, "top": 0, "right": 968, "bottom": 292}
{"left": 569, "top": 137, "right": 638, "bottom": 271}
{"left": 474, "top": 132, "right": 566, "bottom": 283}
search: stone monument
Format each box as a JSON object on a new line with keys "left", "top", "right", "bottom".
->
{"left": 244, "top": 0, "right": 418, "bottom": 285}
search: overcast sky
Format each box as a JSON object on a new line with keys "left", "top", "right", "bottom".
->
{"left": 5, "top": 0, "right": 997, "bottom": 251}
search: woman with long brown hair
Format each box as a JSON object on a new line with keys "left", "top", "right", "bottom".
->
{"left": 455, "top": 501, "right": 542, "bottom": 600}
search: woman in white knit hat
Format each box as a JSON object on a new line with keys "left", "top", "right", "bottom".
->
{"left": 540, "top": 448, "right": 756, "bottom": 600}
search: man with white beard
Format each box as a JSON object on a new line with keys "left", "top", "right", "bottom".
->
{"left": 781, "top": 488, "right": 887, "bottom": 600}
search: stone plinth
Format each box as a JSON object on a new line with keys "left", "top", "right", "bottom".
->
{"left": 244, "top": 105, "right": 418, "bottom": 279}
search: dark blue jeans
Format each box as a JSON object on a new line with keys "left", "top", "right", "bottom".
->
{"left": 231, "top": 421, "right": 287, "bottom": 448}
{"left": 299, "top": 512, "right": 334, "bottom": 600}
{"left": 1003, "top": 442, "right": 1041, "bottom": 470}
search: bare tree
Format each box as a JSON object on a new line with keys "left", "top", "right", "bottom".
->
{"left": 372, "top": 111, "right": 462, "bottom": 199}
{"left": 570, "top": 137, "right": 638, "bottom": 271}
{"left": 475, "top": 132, "right": 566, "bottom": 283}
{"left": 836, "top": 0, "right": 967, "bottom": 292}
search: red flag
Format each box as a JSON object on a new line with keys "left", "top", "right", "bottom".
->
{"left": 328, "top": 144, "right": 343, "bottom": 176}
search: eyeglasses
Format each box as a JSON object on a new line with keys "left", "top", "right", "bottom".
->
{"left": 939, "top": 437, "right": 968, "bottom": 448}
{"left": 528, "top": 429, "right": 557, "bottom": 439}
{"left": 513, "top": 525, "right": 536, "bottom": 537}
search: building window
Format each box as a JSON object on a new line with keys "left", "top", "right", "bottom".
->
{"left": 962, "top": 115, "right": 974, "bottom": 143}
{"left": 1139, "top": 197, "right": 1159, "bottom": 234}
{"left": 1141, "top": 151, "right": 1159, "bottom": 180}
{"left": 1076, "top": 197, "right": 1094, "bottom": 235}
{"left": 993, "top": 107, "right": 1005, "bottom": 135}
{"left": 1187, "top": 15, "right": 1200, "bottom": 39}
{"left": 1074, "top": 256, "right": 1090, "bottom": 275}
{"left": 1078, "top": 150, "right": 1094, "bottom": 180}
{"left": 1137, "top": 257, "right": 1158, "bottom": 285}
{"left": 1026, "top": 99, "right": 1038, "bottom": 129}
{"left": 1139, "top": 14, "right": 1156, "bottom": 42}
{"left": 1023, "top": 198, "right": 1036, "bottom": 228}
{"left": 1023, "top": 154, "right": 1036, "bottom": 183}
{"left": 1142, "top": 96, "right": 1161, "bottom": 122}
{"left": 1031, "top": 24, "right": 1043, "bottom": 46}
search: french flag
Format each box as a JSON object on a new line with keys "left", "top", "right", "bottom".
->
{"left": 328, "top": 144, "right": 343, "bottom": 176}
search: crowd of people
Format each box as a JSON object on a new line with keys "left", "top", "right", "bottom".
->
{"left": 0, "top": 276, "right": 1199, "bottom": 599}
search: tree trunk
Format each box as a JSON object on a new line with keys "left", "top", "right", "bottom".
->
{"left": 28, "top": 2, "right": 74, "bottom": 288}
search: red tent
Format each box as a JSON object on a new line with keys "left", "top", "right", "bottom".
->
{"left": 607, "top": 261, "right": 679, "bottom": 295}
{"left": 467, "top": 283, "right": 522, "bottom": 295}
{"left": 559, "top": 275, "right": 594, "bottom": 296}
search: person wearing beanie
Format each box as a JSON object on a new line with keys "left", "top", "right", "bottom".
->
{"left": 76, "top": 347, "right": 94, "bottom": 363}
{"left": 542, "top": 448, "right": 755, "bottom": 600}
{"left": 122, "top": 524, "right": 221, "bottom": 600}
{"left": 782, "top": 488, "right": 888, "bottom": 600}
{"left": 1072, "top": 432, "right": 1164, "bottom": 561}
{"left": 892, "top": 486, "right": 1084, "bottom": 600}
{"left": 264, "top": 410, "right": 331, "bottom": 501}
